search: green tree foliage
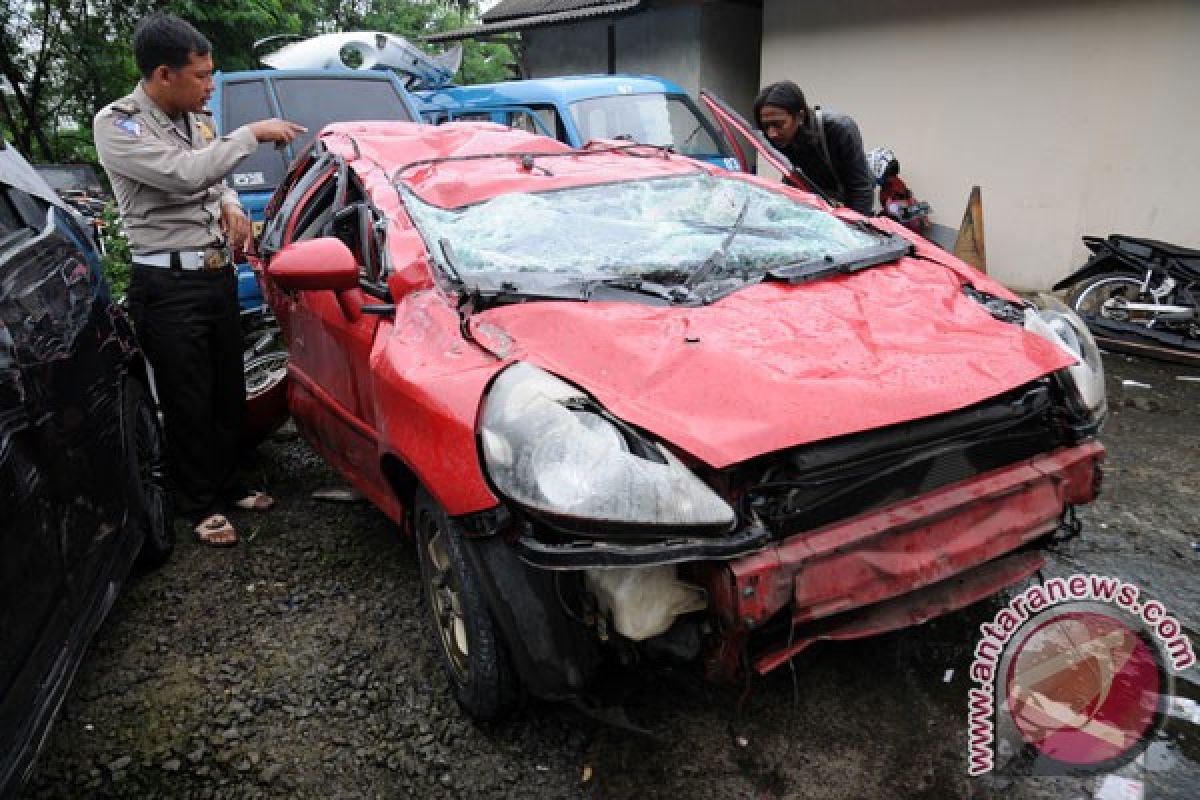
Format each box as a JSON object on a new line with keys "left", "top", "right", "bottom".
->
{"left": 99, "top": 202, "right": 132, "bottom": 299}
{"left": 1, "top": 0, "right": 155, "bottom": 159}
{"left": 0, "top": 0, "right": 512, "bottom": 163}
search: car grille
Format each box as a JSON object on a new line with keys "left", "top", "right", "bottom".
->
{"left": 728, "top": 382, "right": 1063, "bottom": 539}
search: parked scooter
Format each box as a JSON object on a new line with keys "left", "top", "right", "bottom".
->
{"left": 868, "top": 148, "right": 931, "bottom": 233}
{"left": 1053, "top": 234, "right": 1200, "bottom": 362}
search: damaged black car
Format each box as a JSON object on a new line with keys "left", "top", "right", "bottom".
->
{"left": 0, "top": 138, "right": 171, "bottom": 796}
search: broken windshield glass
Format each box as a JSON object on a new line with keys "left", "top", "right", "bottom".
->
{"left": 403, "top": 174, "right": 887, "bottom": 287}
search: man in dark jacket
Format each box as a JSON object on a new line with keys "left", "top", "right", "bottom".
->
{"left": 753, "top": 81, "right": 874, "bottom": 215}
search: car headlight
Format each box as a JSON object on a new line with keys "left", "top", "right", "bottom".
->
{"left": 479, "top": 362, "right": 736, "bottom": 536}
{"left": 1024, "top": 295, "right": 1107, "bottom": 427}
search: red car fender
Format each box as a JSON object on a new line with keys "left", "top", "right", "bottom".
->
{"left": 371, "top": 290, "right": 502, "bottom": 516}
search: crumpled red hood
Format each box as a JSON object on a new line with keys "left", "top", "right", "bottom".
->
{"left": 474, "top": 257, "right": 1075, "bottom": 468}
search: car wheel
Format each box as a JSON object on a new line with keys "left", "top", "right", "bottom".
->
{"left": 414, "top": 488, "right": 518, "bottom": 721}
{"left": 125, "top": 377, "right": 173, "bottom": 568}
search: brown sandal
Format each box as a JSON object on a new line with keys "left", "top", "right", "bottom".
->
{"left": 194, "top": 514, "right": 238, "bottom": 547}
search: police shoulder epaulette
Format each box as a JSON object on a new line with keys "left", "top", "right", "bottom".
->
{"left": 111, "top": 98, "right": 140, "bottom": 116}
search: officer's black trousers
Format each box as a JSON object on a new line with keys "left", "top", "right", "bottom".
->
{"left": 127, "top": 265, "right": 244, "bottom": 522}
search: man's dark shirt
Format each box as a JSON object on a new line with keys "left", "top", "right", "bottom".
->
{"left": 779, "top": 109, "right": 874, "bottom": 216}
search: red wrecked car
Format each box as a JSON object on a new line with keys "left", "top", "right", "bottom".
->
{"left": 253, "top": 119, "right": 1106, "bottom": 721}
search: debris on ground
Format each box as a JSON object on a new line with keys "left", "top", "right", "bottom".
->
{"left": 1094, "top": 774, "right": 1143, "bottom": 800}
{"left": 1169, "top": 696, "right": 1200, "bottom": 724}
{"left": 1119, "top": 379, "right": 1162, "bottom": 411}
{"left": 311, "top": 487, "right": 364, "bottom": 503}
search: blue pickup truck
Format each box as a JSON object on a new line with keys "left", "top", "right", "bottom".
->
{"left": 414, "top": 74, "right": 739, "bottom": 171}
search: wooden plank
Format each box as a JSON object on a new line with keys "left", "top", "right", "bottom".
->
{"left": 953, "top": 185, "right": 987, "bottom": 273}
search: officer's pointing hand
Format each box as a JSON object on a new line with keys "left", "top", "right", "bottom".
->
{"left": 248, "top": 119, "right": 306, "bottom": 145}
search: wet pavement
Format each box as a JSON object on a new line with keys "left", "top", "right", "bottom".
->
{"left": 16, "top": 352, "right": 1199, "bottom": 799}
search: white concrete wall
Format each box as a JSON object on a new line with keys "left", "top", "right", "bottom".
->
{"left": 761, "top": 0, "right": 1200, "bottom": 290}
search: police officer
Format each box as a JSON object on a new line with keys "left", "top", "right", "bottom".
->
{"left": 95, "top": 12, "right": 304, "bottom": 546}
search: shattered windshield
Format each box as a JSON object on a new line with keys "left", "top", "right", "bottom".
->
{"left": 403, "top": 174, "right": 885, "bottom": 286}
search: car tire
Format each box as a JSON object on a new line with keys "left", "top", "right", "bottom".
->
{"left": 124, "top": 377, "right": 173, "bottom": 568}
{"left": 414, "top": 487, "right": 518, "bottom": 721}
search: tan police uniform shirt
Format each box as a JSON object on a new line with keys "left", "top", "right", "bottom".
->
{"left": 94, "top": 83, "right": 258, "bottom": 256}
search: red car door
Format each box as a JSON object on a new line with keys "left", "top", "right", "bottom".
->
{"left": 275, "top": 166, "right": 385, "bottom": 486}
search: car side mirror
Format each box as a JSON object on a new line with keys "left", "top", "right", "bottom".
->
{"left": 266, "top": 238, "right": 359, "bottom": 291}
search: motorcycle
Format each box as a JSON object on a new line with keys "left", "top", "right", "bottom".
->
{"left": 1053, "top": 234, "right": 1200, "bottom": 363}
{"left": 868, "top": 147, "right": 932, "bottom": 234}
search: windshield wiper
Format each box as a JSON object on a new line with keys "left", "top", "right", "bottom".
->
{"left": 584, "top": 276, "right": 694, "bottom": 305}
{"left": 685, "top": 198, "right": 750, "bottom": 289}
{"left": 767, "top": 236, "right": 913, "bottom": 284}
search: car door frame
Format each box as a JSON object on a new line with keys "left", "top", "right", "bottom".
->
{"left": 698, "top": 89, "right": 837, "bottom": 206}
{"left": 263, "top": 153, "right": 394, "bottom": 502}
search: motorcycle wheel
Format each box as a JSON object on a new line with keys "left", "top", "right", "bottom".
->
{"left": 1070, "top": 272, "right": 1171, "bottom": 327}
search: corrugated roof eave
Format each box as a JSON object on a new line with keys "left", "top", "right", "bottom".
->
{"left": 424, "top": 0, "right": 644, "bottom": 43}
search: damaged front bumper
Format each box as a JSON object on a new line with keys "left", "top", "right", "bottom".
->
{"left": 706, "top": 440, "right": 1104, "bottom": 678}
{"left": 471, "top": 440, "right": 1103, "bottom": 696}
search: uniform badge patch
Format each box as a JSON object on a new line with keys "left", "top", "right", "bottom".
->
{"left": 195, "top": 119, "right": 216, "bottom": 143}
{"left": 113, "top": 116, "right": 142, "bottom": 138}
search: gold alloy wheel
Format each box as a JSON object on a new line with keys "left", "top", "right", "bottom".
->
{"left": 421, "top": 519, "right": 471, "bottom": 684}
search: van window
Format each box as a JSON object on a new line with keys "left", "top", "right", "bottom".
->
{"left": 272, "top": 77, "right": 414, "bottom": 154}
{"left": 510, "top": 106, "right": 565, "bottom": 141}
{"left": 221, "top": 79, "right": 289, "bottom": 191}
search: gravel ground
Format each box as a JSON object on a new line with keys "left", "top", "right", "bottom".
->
{"left": 17, "top": 352, "right": 1200, "bottom": 800}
